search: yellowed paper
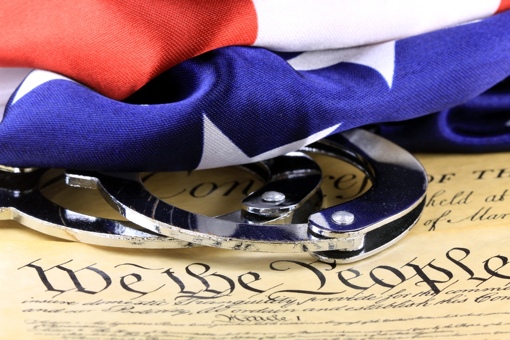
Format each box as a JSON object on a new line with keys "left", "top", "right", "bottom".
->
{"left": 2, "top": 152, "right": 510, "bottom": 339}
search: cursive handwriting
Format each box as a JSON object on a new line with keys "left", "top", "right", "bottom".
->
{"left": 18, "top": 247, "right": 510, "bottom": 300}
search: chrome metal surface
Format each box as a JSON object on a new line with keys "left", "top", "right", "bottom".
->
{"left": 261, "top": 191, "right": 285, "bottom": 203}
{"left": 66, "top": 129, "right": 428, "bottom": 262}
{"left": 66, "top": 152, "right": 336, "bottom": 253}
{"left": 331, "top": 211, "right": 355, "bottom": 225}
{"left": 0, "top": 169, "right": 193, "bottom": 248}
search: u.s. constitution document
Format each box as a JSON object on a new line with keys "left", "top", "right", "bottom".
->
{"left": 2, "top": 151, "right": 510, "bottom": 339}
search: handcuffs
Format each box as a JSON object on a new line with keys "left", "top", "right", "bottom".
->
{"left": 0, "top": 129, "right": 427, "bottom": 263}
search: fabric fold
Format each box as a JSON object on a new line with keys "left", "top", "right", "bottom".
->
{"left": 0, "top": 11, "right": 509, "bottom": 171}
{"left": 0, "top": 0, "right": 508, "bottom": 99}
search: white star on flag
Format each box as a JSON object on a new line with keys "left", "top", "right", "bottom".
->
{"left": 197, "top": 115, "right": 341, "bottom": 169}
{"left": 287, "top": 41, "right": 396, "bottom": 88}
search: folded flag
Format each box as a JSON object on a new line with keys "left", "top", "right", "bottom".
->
{"left": 378, "top": 78, "right": 510, "bottom": 153}
{"left": 1, "top": 11, "right": 508, "bottom": 172}
{"left": 1, "top": 0, "right": 509, "bottom": 99}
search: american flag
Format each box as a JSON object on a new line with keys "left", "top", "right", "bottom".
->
{"left": 0, "top": 2, "right": 509, "bottom": 171}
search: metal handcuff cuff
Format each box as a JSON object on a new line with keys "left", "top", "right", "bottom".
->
{"left": 0, "top": 129, "right": 427, "bottom": 263}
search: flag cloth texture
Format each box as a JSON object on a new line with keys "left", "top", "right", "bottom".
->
{"left": 0, "top": 4, "right": 509, "bottom": 171}
{"left": 378, "top": 78, "right": 510, "bottom": 153}
{"left": 1, "top": 0, "right": 509, "bottom": 100}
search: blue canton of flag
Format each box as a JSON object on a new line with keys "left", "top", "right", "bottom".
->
{"left": 0, "top": 11, "right": 509, "bottom": 171}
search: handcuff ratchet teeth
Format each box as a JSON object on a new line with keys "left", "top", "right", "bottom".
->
{"left": 64, "top": 129, "right": 428, "bottom": 263}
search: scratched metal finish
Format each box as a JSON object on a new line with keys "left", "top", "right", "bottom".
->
{"left": 65, "top": 129, "right": 427, "bottom": 262}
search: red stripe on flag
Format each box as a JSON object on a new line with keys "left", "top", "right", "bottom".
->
{"left": 498, "top": 0, "right": 510, "bottom": 12}
{"left": 0, "top": 0, "right": 258, "bottom": 99}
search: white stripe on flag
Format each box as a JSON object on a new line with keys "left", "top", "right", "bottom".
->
{"left": 253, "top": 0, "right": 500, "bottom": 51}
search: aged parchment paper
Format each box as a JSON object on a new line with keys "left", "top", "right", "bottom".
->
{"left": 1, "top": 152, "right": 510, "bottom": 339}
